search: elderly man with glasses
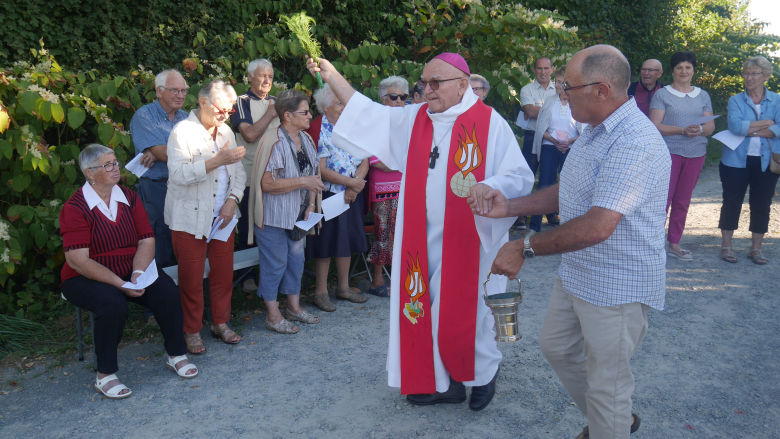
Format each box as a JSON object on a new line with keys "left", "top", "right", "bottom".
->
{"left": 129, "top": 69, "right": 189, "bottom": 268}
{"left": 308, "top": 53, "right": 534, "bottom": 411}
{"left": 473, "top": 45, "right": 670, "bottom": 438}
{"left": 628, "top": 58, "right": 664, "bottom": 116}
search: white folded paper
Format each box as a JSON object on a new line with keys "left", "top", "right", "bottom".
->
{"left": 125, "top": 153, "right": 150, "bottom": 178}
{"left": 294, "top": 212, "right": 324, "bottom": 231}
{"left": 713, "top": 130, "right": 745, "bottom": 151}
{"left": 321, "top": 191, "right": 350, "bottom": 221}
{"left": 122, "top": 259, "right": 158, "bottom": 290}
{"left": 515, "top": 110, "right": 529, "bottom": 130}
{"left": 208, "top": 216, "right": 238, "bottom": 243}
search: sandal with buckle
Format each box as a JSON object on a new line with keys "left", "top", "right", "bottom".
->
{"left": 748, "top": 249, "right": 768, "bottom": 265}
{"left": 265, "top": 318, "right": 299, "bottom": 334}
{"left": 209, "top": 323, "right": 241, "bottom": 344}
{"left": 184, "top": 332, "right": 206, "bottom": 355}
{"left": 313, "top": 294, "right": 336, "bottom": 312}
{"left": 576, "top": 413, "right": 640, "bottom": 438}
{"left": 667, "top": 246, "right": 693, "bottom": 261}
{"left": 95, "top": 373, "right": 132, "bottom": 399}
{"left": 336, "top": 288, "right": 368, "bottom": 303}
{"left": 284, "top": 308, "right": 319, "bottom": 324}
{"left": 166, "top": 355, "right": 198, "bottom": 378}
{"left": 720, "top": 247, "right": 738, "bottom": 263}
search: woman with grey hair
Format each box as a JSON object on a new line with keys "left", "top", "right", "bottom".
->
{"left": 166, "top": 80, "right": 246, "bottom": 353}
{"left": 306, "top": 84, "right": 370, "bottom": 311}
{"left": 718, "top": 55, "right": 780, "bottom": 264}
{"left": 363, "top": 76, "right": 408, "bottom": 297}
{"left": 60, "top": 144, "right": 197, "bottom": 399}
{"left": 251, "top": 90, "right": 325, "bottom": 332}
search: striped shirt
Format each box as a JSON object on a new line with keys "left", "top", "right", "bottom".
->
{"left": 59, "top": 185, "right": 154, "bottom": 283}
{"left": 558, "top": 99, "right": 671, "bottom": 310}
{"left": 262, "top": 126, "right": 319, "bottom": 230}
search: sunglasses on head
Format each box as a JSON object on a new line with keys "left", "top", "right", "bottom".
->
{"left": 384, "top": 93, "right": 409, "bottom": 102}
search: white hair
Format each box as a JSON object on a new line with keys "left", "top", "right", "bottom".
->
{"left": 470, "top": 74, "right": 490, "bottom": 91}
{"left": 379, "top": 76, "right": 409, "bottom": 97}
{"left": 313, "top": 84, "right": 337, "bottom": 110}
{"left": 78, "top": 143, "right": 113, "bottom": 173}
{"left": 198, "top": 79, "right": 237, "bottom": 104}
{"left": 155, "top": 69, "right": 182, "bottom": 89}
{"left": 247, "top": 59, "right": 273, "bottom": 77}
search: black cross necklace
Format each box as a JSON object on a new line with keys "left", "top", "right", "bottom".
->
{"left": 430, "top": 123, "right": 454, "bottom": 169}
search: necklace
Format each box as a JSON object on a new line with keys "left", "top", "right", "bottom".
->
{"left": 430, "top": 122, "right": 455, "bottom": 169}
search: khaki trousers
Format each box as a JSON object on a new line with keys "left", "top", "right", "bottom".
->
{"left": 540, "top": 278, "right": 649, "bottom": 439}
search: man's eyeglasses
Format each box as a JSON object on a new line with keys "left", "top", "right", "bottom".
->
{"left": 89, "top": 161, "right": 120, "bottom": 172}
{"left": 420, "top": 77, "right": 463, "bottom": 91}
{"left": 211, "top": 104, "right": 236, "bottom": 117}
{"left": 742, "top": 71, "right": 765, "bottom": 78}
{"left": 561, "top": 81, "right": 608, "bottom": 94}
{"left": 292, "top": 110, "right": 311, "bottom": 116}
{"left": 640, "top": 68, "right": 660, "bottom": 73}
{"left": 383, "top": 93, "right": 408, "bottom": 102}
{"left": 163, "top": 87, "right": 189, "bottom": 96}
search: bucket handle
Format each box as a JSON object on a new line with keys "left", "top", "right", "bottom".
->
{"left": 482, "top": 272, "right": 521, "bottom": 301}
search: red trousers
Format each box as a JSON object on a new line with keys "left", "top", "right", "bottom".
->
{"left": 172, "top": 230, "right": 235, "bottom": 334}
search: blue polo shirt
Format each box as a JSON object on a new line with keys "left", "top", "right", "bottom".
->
{"left": 230, "top": 89, "right": 274, "bottom": 128}
{"left": 129, "top": 101, "right": 188, "bottom": 180}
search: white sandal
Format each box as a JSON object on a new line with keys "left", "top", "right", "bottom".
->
{"left": 166, "top": 355, "right": 198, "bottom": 378}
{"left": 94, "top": 373, "right": 133, "bottom": 399}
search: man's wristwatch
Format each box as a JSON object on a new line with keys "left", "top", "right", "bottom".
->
{"left": 523, "top": 231, "right": 535, "bottom": 258}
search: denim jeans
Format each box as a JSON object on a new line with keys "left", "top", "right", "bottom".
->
{"left": 254, "top": 225, "right": 305, "bottom": 302}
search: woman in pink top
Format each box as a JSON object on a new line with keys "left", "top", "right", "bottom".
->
{"left": 366, "top": 76, "right": 408, "bottom": 296}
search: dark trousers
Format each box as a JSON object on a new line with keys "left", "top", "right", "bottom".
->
{"left": 718, "top": 157, "right": 779, "bottom": 234}
{"left": 237, "top": 186, "right": 255, "bottom": 251}
{"left": 62, "top": 269, "right": 186, "bottom": 375}
{"left": 530, "top": 144, "right": 567, "bottom": 232}
{"left": 521, "top": 130, "right": 539, "bottom": 176}
{"left": 136, "top": 178, "right": 175, "bottom": 267}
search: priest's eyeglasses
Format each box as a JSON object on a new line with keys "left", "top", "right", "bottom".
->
{"left": 420, "top": 77, "right": 462, "bottom": 91}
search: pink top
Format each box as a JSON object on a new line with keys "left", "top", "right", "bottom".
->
{"left": 369, "top": 156, "right": 401, "bottom": 203}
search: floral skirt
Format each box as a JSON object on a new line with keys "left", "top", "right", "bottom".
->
{"left": 367, "top": 197, "right": 398, "bottom": 265}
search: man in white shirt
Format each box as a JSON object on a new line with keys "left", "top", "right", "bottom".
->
{"left": 519, "top": 57, "right": 557, "bottom": 175}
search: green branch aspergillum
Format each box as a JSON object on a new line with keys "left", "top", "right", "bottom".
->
{"left": 280, "top": 11, "right": 324, "bottom": 88}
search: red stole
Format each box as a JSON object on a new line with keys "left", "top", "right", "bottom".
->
{"left": 399, "top": 99, "right": 492, "bottom": 394}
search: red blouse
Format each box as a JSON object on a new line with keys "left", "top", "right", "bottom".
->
{"left": 59, "top": 186, "right": 154, "bottom": 284}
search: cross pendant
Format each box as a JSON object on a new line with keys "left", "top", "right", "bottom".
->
{"left": 429, "top": 146, "right": 440, "bottom": 169}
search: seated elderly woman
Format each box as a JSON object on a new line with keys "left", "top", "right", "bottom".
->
{"left": 60, "top": 144, "right": 197, "bottom": 400}
{"left": 364, "top": 76, "right": 407, "bottom": 297}
{"left": 166, "top": 80, "right": 246, "bottom": 353}
{"left": 249, "top": 90, "right": 325, "bottom": 333}
{"left": 306, "top": 84, "right": 369, "bottom": 311}
{"left": 719, "top": 55, "right": 780, "bottom": 264}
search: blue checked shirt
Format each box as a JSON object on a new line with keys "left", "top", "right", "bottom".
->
{"left": 558, "top": 99, "right": 670, "bottom": 310}
{"left": 129, "top": 101, "right": 188, "bottom": 180}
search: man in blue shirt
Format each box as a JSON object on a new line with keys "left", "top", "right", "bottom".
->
{"left": 470, "top": 45, "right": 670, "bottom": 438}
{"left": 129, "top": 69, "right": 189, "bottom": 267}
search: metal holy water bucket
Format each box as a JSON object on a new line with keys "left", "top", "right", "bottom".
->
{"left": 482, "top": 273, "right": 523, "bottom": 342}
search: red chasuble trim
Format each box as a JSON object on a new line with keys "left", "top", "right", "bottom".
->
{"left": 399, "top": 100, "right": 492, "bottom": 394}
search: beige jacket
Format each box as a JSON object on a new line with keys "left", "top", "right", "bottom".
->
{"left": 165, "top": 110, "right": 247, "bottom": 239}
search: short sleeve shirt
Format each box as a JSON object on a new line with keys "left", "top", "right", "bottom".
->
{"left": 519, "top": 80, "right": 557, "bottom": 131}
{"left": 317, "top": 115, "right": 363, "bottom": 193}
{"left": 129, "top": 101, "right": 188, "bottom": 179}
{"left": 649, "top": 86, "right": 712, "bottom": 158}
{"left": 558, "top": 99, "right": 671, "bottom": 310}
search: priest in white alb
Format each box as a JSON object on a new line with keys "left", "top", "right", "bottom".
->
{"left": 307, "top": 53, "right": 534, "bottom": 411}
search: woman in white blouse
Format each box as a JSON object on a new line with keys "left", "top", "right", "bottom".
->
{"left": 530, "top": 67, "right": 582, "bottom": 232}
{"left": 166, "top": 80, "right": 246, "bottom": 354}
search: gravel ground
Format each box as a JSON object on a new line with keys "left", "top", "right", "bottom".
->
{"left": 1, "top": 164, "right": 778, "bottom": 439}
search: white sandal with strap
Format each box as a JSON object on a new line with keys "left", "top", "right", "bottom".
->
{"left": 94, "top": 373, "right": 133, "bottom": 399}
{"left": 166, "top": 355, "right": 198, "bottom": 378}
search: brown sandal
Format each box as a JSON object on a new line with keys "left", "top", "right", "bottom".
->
{"left": 313, "top": 294, "right": 336, "bottom": 312}
{"left": 335, "top": 288, "right": 368, "bottom": 303}
{"left": 184, "top": 332, "right": 206, "bottom": 355}
{"left": 209, "top": 323, "right": 241, "bottom": 344}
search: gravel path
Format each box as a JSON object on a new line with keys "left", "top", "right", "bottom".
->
{"left": 1, "top": 164, "right": 778, "bottom": 438}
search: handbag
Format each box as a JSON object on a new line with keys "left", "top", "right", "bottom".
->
{"left": 287, "top": 202, "right": 309, "bottom": 241}
{"left": 770, "top": 153, "right": 780, "bottom": 175}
